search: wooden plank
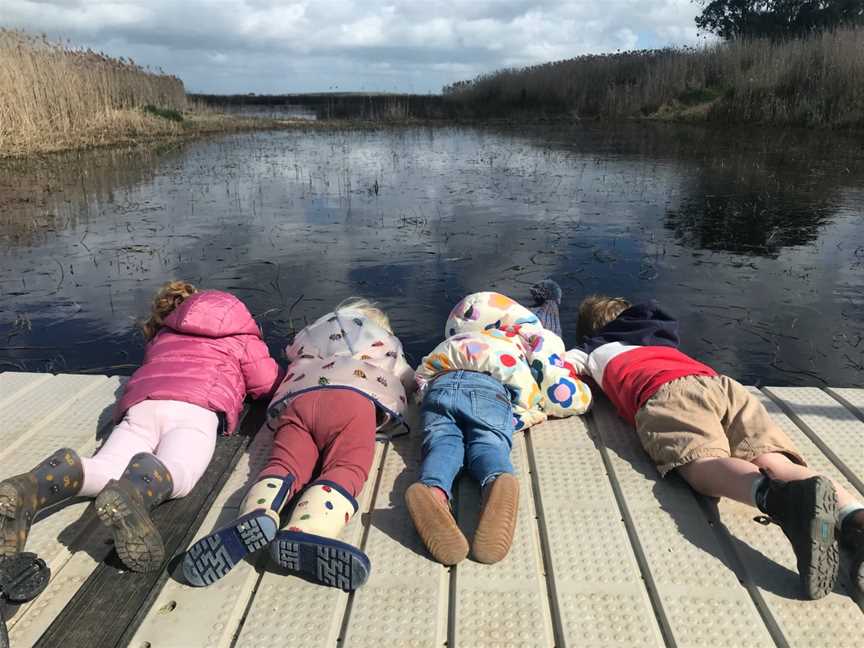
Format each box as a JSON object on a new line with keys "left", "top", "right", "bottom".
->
{"left": 33, "top": 405, "right": 265, "bottom": 648}
{"left": 231, "top": 441, "right": 385, "bottom": 648}
{"left": 453, "top": 433, "right": 554, "bottom": 648}
{"left": 529, "top": 414, "right": 666, "bottom": 648}
{"left": 342, "top": 432, "right": 450, "bottom": 648}
{"left": 590, "top": 399, "right": 775, "bottom": 648}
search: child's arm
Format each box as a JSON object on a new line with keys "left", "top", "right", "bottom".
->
{"left": 241, "top": 337, "right": 284, "bottom": 400}
{"left": 392, "top": 344, "right": 417, "bottom": 395}
{"left": 523, "top": 331, "right": 592, "bottom": 416}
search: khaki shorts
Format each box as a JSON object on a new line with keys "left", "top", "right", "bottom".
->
{"left": 635, "top": 374, "right": 805, "bottom": 476}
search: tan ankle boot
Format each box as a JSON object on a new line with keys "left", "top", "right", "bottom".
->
{"left": 472, "top": 473, "right": 519, "bottom": 564}
{"left": 405, "top": 483, "right": 468, "bottom": 565}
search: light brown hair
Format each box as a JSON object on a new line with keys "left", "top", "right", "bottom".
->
{"left": 336, "top": 297, "right": 393, "bottom": 333}
{"left": 142, "top": 280, "right": 198, "bottom": 340}
{"left": 577, "top": 294, "right": 631, "bottom": 341}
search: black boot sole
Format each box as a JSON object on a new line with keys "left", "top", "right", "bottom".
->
{"left": 0, "top": 482, "right": 28, "bottom": 558}
{"left": 271, "top": 531, "right": 370, "bottom": 592}
{"left": 95, "top": 481, "right": 165, "bottom": 573}
{"left": 800, "top": 476, "right": 840, "bottom": 600}
{"left": 183, "top": 511, "right": 277, "bottom": 587}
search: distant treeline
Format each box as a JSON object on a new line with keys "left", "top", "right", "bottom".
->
{"left": 189, "top": 93, "right": 456, "bottom": 120}
{"left": 442, "top": 26, "right": 864, "bottom": 128}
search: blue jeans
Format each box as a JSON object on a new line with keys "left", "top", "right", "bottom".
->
{"left": 418, "top": 371, "right": 515, "bottom": 500}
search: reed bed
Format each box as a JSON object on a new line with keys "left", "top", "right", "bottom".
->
{"left": 0, "top": 29, "right": 187, "bottom": 155}
{"left": 444, "top": 27, "right": 864, "bottom": 128}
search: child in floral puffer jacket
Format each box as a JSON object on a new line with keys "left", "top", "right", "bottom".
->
{"left": 184, "top": 299, "right": 414, "bottom": 592}
{"left": 0, "top": 281, "right": 281, "bottom": 573}
{"left": 406, "top": 285, "right": 591, "bottom": 566}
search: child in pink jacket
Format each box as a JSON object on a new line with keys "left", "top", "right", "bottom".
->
{"left": 184, "top": 298, "right": 413, "bottom": 592}
{"left": 0, "top": 281, "right": 281, "bottom": 573}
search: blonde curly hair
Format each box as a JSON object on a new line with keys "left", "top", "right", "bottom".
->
{"left": 336, "top": 297, "right": 393, "bottom": 333}
{"left": 142, "top": 280, "right": 198, "bottom": 340}
{"left": 577, "top": 294, "right": 631, "bottom": 341}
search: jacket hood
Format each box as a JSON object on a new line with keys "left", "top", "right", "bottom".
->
{"left": 162, "top": 290, "right": 261, "bottom": 339}
{"left": 582, "top": 300, "right": 680, "bottom": 352}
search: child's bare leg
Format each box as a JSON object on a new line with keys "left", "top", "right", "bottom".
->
{"left": 752, "top": 452, "right": 859, "bottom": 510}
{"left": 676, "top": 456, "right": 762, "bottom": 505}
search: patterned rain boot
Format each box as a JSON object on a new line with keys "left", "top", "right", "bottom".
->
{"left": 839, "top": 509, "right": 864, "bottom": 591}
{"left": 472, "top": 473, "right": 520, "bottom": 564}
{"left": 0, "top": 448, "right": 83, "bottom": 558}
{"left": 95, "top": 453, "right": 174, "bottom": 573}
{"left": 183, "top": 475, "right": 293, "bottom": 587}
{"left": 270, "top": 481, "right": 370, "bottom": 591}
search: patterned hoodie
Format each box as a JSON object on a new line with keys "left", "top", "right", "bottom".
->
{"left": 416, "top": 292, "right": 592, "bottom": 430}
{"left": 267, "top": 309, "right": 415, "bottom": 433}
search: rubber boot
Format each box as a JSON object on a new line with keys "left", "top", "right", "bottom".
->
{"left": 270, "top": 480, "right": 370, "bottom": 591}
{"left": 0, "top": 448, "right": 83, "bottom": 557}
{"left": 95, "top": 453, "right": 174, "bottom": 573}
{"left": 183, "top": 474, "right": 293, "bottom": 587}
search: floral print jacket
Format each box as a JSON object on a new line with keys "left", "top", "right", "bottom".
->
{"left": 268, "top": 309, "right": 414, "bottom": 433}
{"left": 416, "top": 292, "right": 592, "bottom": 430}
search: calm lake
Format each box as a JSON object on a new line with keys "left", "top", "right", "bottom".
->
{"left": 1, "top": 123, "right": 863, "bottom": 387}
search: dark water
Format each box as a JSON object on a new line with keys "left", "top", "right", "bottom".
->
{"left": 1, "top": 124, "right": 863, "bottom": 387}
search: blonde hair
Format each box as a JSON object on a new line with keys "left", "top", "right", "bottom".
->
{"left": 577, "top": 294, "right": 631, "bottom": 341}
{"left": 142, "top": 280, "right": 198, "bottom": 340}
{"left": 336, "top": 297, "right": 393, "bottom": 333}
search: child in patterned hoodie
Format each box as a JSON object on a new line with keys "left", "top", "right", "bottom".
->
{"left": 407, "top": 284, "right": 592, "bottom": 565}
{"left": 184, "top": 299, "right": 414, "bottom": 591}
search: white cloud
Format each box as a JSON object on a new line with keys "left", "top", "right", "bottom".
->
{"left": 3, "top": 0, "right": 703, "bottom": 92}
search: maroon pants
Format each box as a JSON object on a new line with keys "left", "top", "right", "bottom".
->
{"left": 260, "top": 389, "right": 376, "bottom": 497}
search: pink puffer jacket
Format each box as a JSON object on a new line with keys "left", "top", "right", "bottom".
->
{"left": 116, "top": 290, "right": 282, "bottom": 434}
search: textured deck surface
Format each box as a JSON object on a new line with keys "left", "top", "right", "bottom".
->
{"left": 1, "top": 371, "right": 863, "bottom": 647}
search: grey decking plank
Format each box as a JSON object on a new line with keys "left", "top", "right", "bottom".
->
{"left": 530, "top": 414, "right": 666, "bottom": 648}
{"left": 128, "top": 421, "right": 277, "bottom": 648}
{"left": 701, "top": 387, "right": 864, "bottom": 648}
{"left": 590, "top": 399, "right": 775, "bottom": 648}
{"left": 343, "top": 432, "right": 449, "bottom": 648}
{"left": 232, "top": 441, "right": 385, "bottom": 648}
{"left": 453, "top": 433, "right": 555, "bottom": 648}
{"left": 5, "top": 374, "right": 124, "bottom": 642}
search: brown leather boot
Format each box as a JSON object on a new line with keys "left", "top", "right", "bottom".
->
{"left": 405, "top": 483, "right": 468, "bottom": 565}
{"left": 472, "top": 473, "right": 519, "bottom": 564}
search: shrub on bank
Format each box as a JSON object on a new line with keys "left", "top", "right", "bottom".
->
{"left": 443, "top": 27, "right": 864, "bottom": 128}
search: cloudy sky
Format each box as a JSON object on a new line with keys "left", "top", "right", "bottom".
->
{"left": 4, "top": 1, "right": 705, "bottom": 94}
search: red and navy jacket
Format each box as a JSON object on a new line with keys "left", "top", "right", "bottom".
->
{"left": 565, "top": 301, "right": 716, "bottom": 424}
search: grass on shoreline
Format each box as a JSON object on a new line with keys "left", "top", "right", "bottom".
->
{"left": 444, "top": 27, "right": 864, "bottom": 128}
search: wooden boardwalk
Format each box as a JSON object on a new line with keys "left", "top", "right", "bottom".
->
{"left": 1, "top": 371, "right": 862, "bottom": 647}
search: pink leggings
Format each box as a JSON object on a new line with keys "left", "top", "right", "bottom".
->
{"left": 261, "top": 389, "right": 377, "bottom": 497}
{"left": 80, "top": 400, "right": 218, "bottom": 498}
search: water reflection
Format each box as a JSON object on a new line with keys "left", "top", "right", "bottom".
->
{"left": 1, "top": 124, "right": 863, "bottom": 387}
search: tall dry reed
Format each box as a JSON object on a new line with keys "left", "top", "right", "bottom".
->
{"left": 0, "top": 29, "right": 186, "bottom": 153}
{"left": 444, "top": 27, "right": 864, "bottom": 127}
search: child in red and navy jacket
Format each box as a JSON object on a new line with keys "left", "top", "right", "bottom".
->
{"left": 566, "top": 295, "right": 864, "bottom": 599}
